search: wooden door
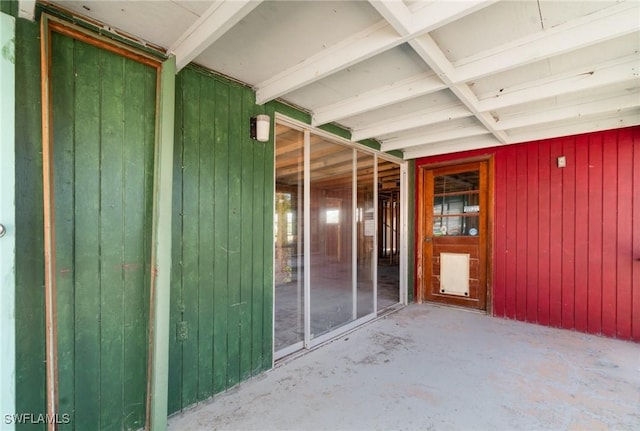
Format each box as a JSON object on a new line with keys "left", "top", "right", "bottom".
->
{"left": 50, "top": 32, "right": 157, "bottom": 430}
{"left": 419, "top": 161, "right": 490, "bottom": 310}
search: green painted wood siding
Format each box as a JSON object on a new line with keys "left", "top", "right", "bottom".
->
{"left": 50, "top": 32, "right": 157, "bottom": 430}
{"left": 14, "top": 17, "right": 47, "bottom": 431}
{"left": 168, "top": 67, "right": 274, "bottom": 414}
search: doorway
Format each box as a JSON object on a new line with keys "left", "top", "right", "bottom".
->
{"left": 44, "top": 25, "right": 158, "bottom": 429}
{"left": 417, "top": 159, "right": 492, "bottom": 311}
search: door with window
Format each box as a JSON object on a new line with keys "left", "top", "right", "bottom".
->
{"left": 419, "top": 160, "right": 490, "bottom": 310}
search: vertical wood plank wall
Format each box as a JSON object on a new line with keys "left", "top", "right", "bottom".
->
{"left": 11, "top": 14, "right": 275, "bottom": 425}
{"left": 416, "top": 126, "right": 640, "bottom": 341}
{"left": 168, "top": 67, "right": 274, "bottom": 414}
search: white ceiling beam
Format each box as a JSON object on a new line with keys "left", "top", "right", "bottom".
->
{"left": 371, "top": 0, "right": 499, "bottom": 36}
{"left": 169, "top": 0, "right": 261, "bottom": 72}
{"left": 507, "top": 111, "right": 640, "bottom": 145}
{"left": 18, "top": 0, "right": 35, "bottom": 21}
{"left": 312, "top": 72, "right": 446, "bottom": 126}
{"left": 402, "top": 135, "right": 502, "bottom": 160}
{"left": 256, "top": 0, "right": 496, "bottom": 105}
{"left": 351, "top": 104, "right": 472, "bottom": 142}
{"left": 368, "top": 0, "right": 412, "bottom": 34}
{"left": 495, "top": 93, "right": 640, "bottom": 131}
{"left": 381, "top": 124, "right": 489, "bottom": 152}
{"left": 256, "top": 21, "right": 399, "bottom": 105}
{"left": 409, "top": 35, "right": 508, "bottom": 144}
{"left": 478, "top": 55, "right": 640, "bottom": 112}
{"left": 454, "top": 1, "right": 640, "bottom": 83}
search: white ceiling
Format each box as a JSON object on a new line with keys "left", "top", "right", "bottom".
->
{"left": 30, "top": 0, "right": 640, "bottom": 159}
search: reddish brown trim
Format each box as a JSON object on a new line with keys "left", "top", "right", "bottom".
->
{"left": 40, "top": 15, "right": 59, "bottom": 431}
{"left": 47, "top": 18, "right": 162, "bottom": 69}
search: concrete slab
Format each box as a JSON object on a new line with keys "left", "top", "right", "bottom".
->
{"left": 168, "top": 304, "right": 640, "bottom": 431}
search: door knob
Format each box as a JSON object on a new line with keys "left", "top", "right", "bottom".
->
{"left": 424, "top": 236, "right": 431, "bottom": 242}
{"left": 0, "top": 224, "right": 5, "bottom": 238}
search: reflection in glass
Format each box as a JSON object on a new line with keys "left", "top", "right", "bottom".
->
{"left": 433, "top": 170, "right": 480, "bottom": 236}
{"left": 309, "top": 139, "right": 354, "bottom": 338}
{"left": 357, "top": 152, "right": 375, "bottom": 318}
{"left": 274, "top": 126, "right": 304, "bottom": 353}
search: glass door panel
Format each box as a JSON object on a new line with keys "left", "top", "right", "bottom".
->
{"left": 274, "top": 125, "right": 305, "bottom": 353}
{"left": 309, "top": 138, "right": 353, "bottom": 338}
{"left": 433, "top": 171, "right": 481, "bottom": 237}
{"left": 356, "top": 152, "right": 375, "bottom": 318}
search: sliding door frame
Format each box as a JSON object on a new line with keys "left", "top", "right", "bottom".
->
{"left": 273, "top": 114, "right": 408, "bottom": 361}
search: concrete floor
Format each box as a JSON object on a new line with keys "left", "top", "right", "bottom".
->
{"left": 168, "top": 304, "right": 640, "bottom": 431}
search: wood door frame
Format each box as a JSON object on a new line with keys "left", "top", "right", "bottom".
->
{"left": 39, "top": 14, "right": 172, "bottom": 431}
{"left": 416, "top": 155, "right": 494, "bottom": 314}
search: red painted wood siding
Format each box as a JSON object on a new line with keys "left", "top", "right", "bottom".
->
{"left": 415, "top": 126, "right": 639, "bottom": 341}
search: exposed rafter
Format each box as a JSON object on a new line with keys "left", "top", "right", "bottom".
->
{"left": 403, "top": 135, "right": 503, "bottom": 160}
{"left": 507, "top": 111, "right": 640, "bottom": 144}
{"left": 312, "top": 72, "right": 446, "bottom": 126}
{"left": 381, "top": 123, "right": 489, "bottom": 152}
{"left": 410, "top": 30, "right": 509, "bottom": 145}
{"left": 169, "top": 0, "right": 261, "bottom": 72}
{"left": 453, "top": 1, "right": 640, "bottom": 83}
{"left": 256, "top": 0, "right": 496, "bottom": 105}
{"left": 495, "top": 93, "right": 640, "bottom": 131}
{"left": 478, "top": 55, "right": 640, "bottom": 112}
{"left": 351, "top": 104, "right": 472, "bottom": 142}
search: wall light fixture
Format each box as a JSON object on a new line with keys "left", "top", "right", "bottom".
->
{"left": 250, "top": 114, "right": 270, "bottom": 142}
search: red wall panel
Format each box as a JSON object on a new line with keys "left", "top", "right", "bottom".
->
{"left": 415, "top": 126, "right": 639, "bottom": 341}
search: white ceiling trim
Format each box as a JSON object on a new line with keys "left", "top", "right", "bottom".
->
{"left": 256, "top": 0, "right": 496, "bottom": 105}
{"left": 496, "top": 93, "right": 640, "bottom": 131}
{"left": 311, "top": 72, "right": 446, "bottom": 126}
{"left": 381, "top": 124, "right": 489, "bottom": 152}
{"left": 351, "top": 104, "right": 472, "bottom": 142}
{"left": 453, "top": 1, "right": 640, "bottom": 83}
{"left": 169, "top": 0, "right": 261, "bottom": 72}
{"left": 478, "top": 55, "right": 640, "bottom": 112}
{"left": 402, "top": 135, "right": 503, "bottom": 160}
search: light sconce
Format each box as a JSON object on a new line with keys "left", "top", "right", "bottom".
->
{"left": 250, "top": 114, "right": 270, "bottom": 142}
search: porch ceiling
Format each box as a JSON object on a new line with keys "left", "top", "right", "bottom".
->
{"left": 32, "top": 0, "right": 640, "bottom": 159}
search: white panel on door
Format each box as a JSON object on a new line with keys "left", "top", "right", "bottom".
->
{"left": 440, "top": 252, "right": 469, "bottom": 297}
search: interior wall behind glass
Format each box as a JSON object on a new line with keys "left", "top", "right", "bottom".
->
{"left": 274, "top": 125, "right": 305, "bottom": 352}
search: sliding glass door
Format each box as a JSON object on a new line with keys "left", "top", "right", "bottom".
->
{"left": 274, "top": 119, "right": 402, "bottom": 359}
{"left": 309, "top": 137, "right": 356, "bottom": 339}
